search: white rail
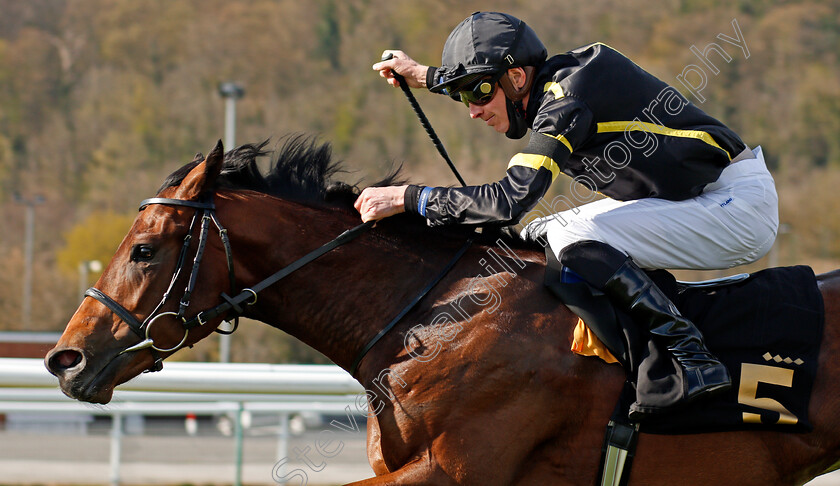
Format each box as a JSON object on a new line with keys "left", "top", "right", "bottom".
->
{"left": 0, "top": 358, "right": 368, "bottom": 486}
{"left": 0, "top": 357, "right": 364, "bottom": 394}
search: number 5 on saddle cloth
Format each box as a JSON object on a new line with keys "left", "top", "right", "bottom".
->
{"left": 543, "top": 244, "right": 824, "bottom": 434}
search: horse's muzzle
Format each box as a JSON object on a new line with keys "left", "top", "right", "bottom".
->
{"left": 44, "top": 346, "right": 105, "bottom": 401}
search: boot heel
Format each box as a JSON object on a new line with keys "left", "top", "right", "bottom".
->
{"left": 684, "top": 364, "right": 731, "bottom": 403}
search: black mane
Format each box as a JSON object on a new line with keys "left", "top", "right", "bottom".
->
{"left": 160, "top": 134, "right": 537, "bottom": 251}
{"left": 160, "top": 134, "right": 402, "bottom": 205}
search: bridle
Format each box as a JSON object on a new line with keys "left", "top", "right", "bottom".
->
{"left": 85, "top": 196, "right": 242, "bottom": 372}
{"left": 85, "top": 193, "right": 466, "bottom": 376}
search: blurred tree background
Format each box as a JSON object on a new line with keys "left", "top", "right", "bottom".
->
{"left": 0, "top": 0, "right": 838, "bottom": 362}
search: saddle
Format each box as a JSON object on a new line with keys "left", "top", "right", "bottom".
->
{"left": 544, "top": 247, "right": 825, "bottom": 434}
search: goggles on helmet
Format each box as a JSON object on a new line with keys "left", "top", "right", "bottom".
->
{"left": 449, "top": 71, "right": 505, "bottom": 107}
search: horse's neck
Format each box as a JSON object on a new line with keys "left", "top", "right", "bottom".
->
{"left": 225, "top": 196, "right": 468, "bottom": 370}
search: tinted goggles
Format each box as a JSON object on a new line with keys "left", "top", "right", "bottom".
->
{"left": 449, "top": 72, "right": 505, "bottom": 107}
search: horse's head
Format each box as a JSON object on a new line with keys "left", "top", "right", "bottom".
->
{"left": 46, "top": 141, "right": 233, "bottom": 403}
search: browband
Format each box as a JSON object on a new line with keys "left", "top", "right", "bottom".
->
{"left": 139, "top": 198, "right": 215, "bottom": 211}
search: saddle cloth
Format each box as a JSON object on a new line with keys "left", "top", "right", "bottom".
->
{"left": 574, "top": 265, "right": 824, "bottom": 433}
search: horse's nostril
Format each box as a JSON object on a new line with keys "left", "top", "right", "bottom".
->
{"left": 47, "top": 349, "right": 83, "bottom": 375}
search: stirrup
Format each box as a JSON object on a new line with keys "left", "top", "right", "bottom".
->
{"left": 598, "top": 419, "right": 640, "bottom": 486}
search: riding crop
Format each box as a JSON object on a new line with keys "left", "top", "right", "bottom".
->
{"left": 381, "top": 53, "right": 467, "bottom": 187}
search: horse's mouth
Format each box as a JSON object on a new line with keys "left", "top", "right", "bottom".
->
{"left": 58, "top": 358, "right": 118, "bottom": 404}
{"left": 63, "top": 376, "right": 114, "bottom": 404}
{"left": 58, "top": 350, "right": 143, "bottom": 404}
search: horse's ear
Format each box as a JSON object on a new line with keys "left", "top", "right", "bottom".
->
{"left": 174, "top": 140, "right": 225, "bottom": 200}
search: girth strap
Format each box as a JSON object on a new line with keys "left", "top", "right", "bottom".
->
{"left": 349, "top": 236, "right": 474, "bottom": 377}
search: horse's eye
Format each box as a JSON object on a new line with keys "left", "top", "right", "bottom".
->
{"left": 131, "top": 245, "right": 155, "bottom": 262}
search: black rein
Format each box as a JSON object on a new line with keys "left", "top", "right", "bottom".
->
{"left": 83, "top": 195, "right": 471, "bottom": 376}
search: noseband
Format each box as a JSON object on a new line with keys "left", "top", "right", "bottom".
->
{"left": 84, "top": 197, "right": 242, "bottom": 372}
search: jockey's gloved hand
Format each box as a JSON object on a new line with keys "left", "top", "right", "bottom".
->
{"left": 520, "top": 216, "right": 552, "bottom": 244}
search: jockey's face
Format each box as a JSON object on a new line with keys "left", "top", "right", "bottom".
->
{"left": 467, "top": 81, "right": 509, "bottom": 134}
{"left": 464, "top": 68, "right": 530, "bottom": 135}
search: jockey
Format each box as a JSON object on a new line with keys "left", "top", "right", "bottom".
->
{"left": 358, "top": 11, "right": 779, "bottom": 419}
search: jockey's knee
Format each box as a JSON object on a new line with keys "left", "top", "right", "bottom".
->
{"left": 555, "top": 240, "right": 629, "bottom": 288}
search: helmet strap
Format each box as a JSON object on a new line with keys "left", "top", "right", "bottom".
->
{"left": 499, "top": 66, "right": 537, "bottom": 102}
{"left": 500, "top": 67, "right": 536, "bottom": 139}
{"left": 505, "top": 98, "right": 529, "bottom": 139}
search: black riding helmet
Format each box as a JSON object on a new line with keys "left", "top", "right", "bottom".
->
{"left": 430, "top": 12, "right": 547, "bottom": 139}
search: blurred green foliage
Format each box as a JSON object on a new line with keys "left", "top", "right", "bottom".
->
{"left": 55, "top": 211, "right": 135, "bottom": 277}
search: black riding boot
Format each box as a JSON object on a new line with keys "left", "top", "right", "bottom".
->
{"left": 603, "top": 258, "right": 732, "bottom": 416}
{"left": 558, "top": 240, "right": 731, "bottom": 419}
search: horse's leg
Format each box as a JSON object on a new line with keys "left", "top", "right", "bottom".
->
{"left": 361, "top": 411, "right": 455, "bottom": 484}
{"left": 365, "top": 410, "right": 389, "bottom": 475}
{"left": 344, "top": 453, "right": 457, "bottom": 486}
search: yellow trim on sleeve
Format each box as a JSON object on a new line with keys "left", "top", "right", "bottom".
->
{"left": 557, "top": 134, "right": 573, "bottom": 153}
{"left": 549, "top": 132, "right": 574, "bottom": 153}
{"left": 508, "top": 153, "right": 561, "bottom": 182}
{"left": 544, "top": 82, "right": 565, "bottom": 100}
{"left": 597, "top": 121, "right": 731, "bottom": 160}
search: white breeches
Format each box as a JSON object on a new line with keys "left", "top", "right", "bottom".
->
{"left": 526, "top": 146, "right": 779, "bottom": 270}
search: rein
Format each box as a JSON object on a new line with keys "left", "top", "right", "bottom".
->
{"left": 85, "top": 195, "right": 471, "bottom": 376}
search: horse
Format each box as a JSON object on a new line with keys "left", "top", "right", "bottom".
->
{"left": 46, "top": 136, "right": 840, "bottom": 485}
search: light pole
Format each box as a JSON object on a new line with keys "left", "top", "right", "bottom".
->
{"left": 78, "top": 260, "right": 103, "bottom": 298}
{"left": 218, "top": 82, "right": 245, "bottom": 150}
{"left": 217, "top": 82, "right": 244, "bottom": 363}
{"left": 14, "top": 194, "right": 45, "bottom": 329}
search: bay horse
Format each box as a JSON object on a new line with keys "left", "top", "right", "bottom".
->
{"left": 46, "top": 137, "right": 840, "bottom": 485}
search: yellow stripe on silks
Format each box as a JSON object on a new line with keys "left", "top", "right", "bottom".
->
{"left": 508, "top": 153, "right": 561, "bottom": 182}
{"left": 597, "top": 121, "right": 732, "bottom": 160}
{"left": 555, "top": 133, "right": 573, "bottom": 153}
{"left": 531, "top": 130, "right": 573, "bottom": 154}
{"left": 544, "top": 82, "right": 565, "bottom": 100}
